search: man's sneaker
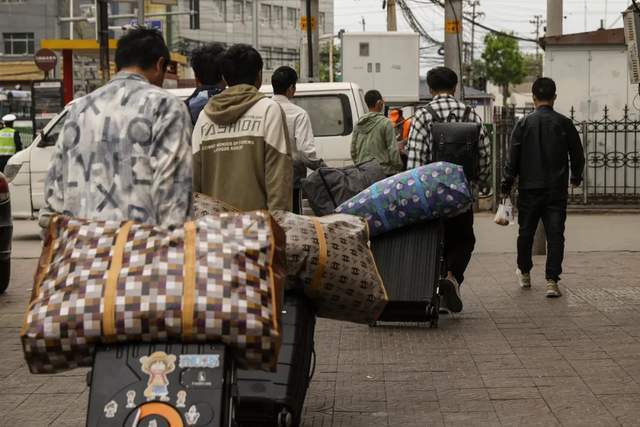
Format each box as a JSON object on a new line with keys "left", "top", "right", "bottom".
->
{"left": 516, "top": 269, "right": 531, "bottom": 289}
{"left": 439, "top": 300, "right": 451, "bottom": 315}
{"left": 546, "top": 280, "right": 562, "bottom": 298}
{"left": 439, "top": 277, "right": 463, "bottom": 313}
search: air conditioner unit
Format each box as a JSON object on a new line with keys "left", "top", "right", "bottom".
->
{"left": 623, "top": 7, "right": 640, "bottom": 84}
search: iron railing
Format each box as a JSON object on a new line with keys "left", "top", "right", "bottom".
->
{"left": 493, "top": 106, "right": 640, "bottom": 206}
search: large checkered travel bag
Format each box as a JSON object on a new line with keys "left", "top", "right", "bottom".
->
{"left": 21, "top": 212, "right": 286, "bottom": 374}
{"left": 192, "top": 195, "right": 388, "bottom": 325}
{"left": 272, "top": 211, "right": 388, "bottom": 325}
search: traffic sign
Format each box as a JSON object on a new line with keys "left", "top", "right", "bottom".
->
{"left": 129, "top": 19, "right": 163, "bottom": 32}
{"left": 300, "top": 16, "right": 317, "bottom": 31}
{"left": 34, "top": 49, "right": 58, "bottom": 73}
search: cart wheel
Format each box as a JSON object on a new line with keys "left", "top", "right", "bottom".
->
{"left": 277, "top": 408, "right": 293, "bottom": 427}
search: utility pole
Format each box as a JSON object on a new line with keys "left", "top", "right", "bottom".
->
{"left": 137, "top": 0, "right": 145, "bottom": 27}
{"left": 387, "top": 0, "right": 398, "bottom": 32}
{"left": 300, "top": 0, "right": 320, "bottom": 82}
{"left": 546, "top": 0, "right": 563, "bottom": 36}
{"left": 97, "top": 0, "right": 110, "bottom": 82}
{"left": 360, "top": 16, "right": 366, "bottom": 32}
{"left": 530, "top": 14, "right": 544, "bottom": 76}
{"left": 444, "top": 0, "right": 463, "bottom": 99}
{"left": 252, "top": 0, "right": 259, "bottom": 48}
{"left": 466, "top": 0, "right": 481, "bottom": 84}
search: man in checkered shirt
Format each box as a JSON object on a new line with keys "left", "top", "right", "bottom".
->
{"left": 407, "top": 67, "right": 490, "bottom": 315}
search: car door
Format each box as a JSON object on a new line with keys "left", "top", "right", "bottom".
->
{"left": 291, "top": 92, "right": 355, "bottom": 167}
{"left": 30, "top": 111, "right": 66, "bottom": 212}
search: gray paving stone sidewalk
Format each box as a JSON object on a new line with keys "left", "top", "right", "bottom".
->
{"left": 2, "top": 219, "right": 640, "bottom": 426}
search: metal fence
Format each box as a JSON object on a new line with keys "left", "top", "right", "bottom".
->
{"left": 493, "top": 106, "right": 640, "bottom": 206}
{"left": 0, "top": 99, "right": 31, "bottom": 121}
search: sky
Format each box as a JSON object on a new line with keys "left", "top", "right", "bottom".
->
{"left": 334, "top": 0, "right": 634, "bottom": 67}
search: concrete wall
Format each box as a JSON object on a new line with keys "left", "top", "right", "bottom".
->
{"left": 544, "top": 45, "right": 637, "bottom": 121}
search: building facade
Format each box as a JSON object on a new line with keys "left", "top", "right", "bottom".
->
{"left": 543, "top": 28, "right": 635, "bottom": 121}
{"left": 174, "top": 0, "right": 334, "bottom": 81}
{"left": 0, "top": 0, "right": 62, "bottom": 89}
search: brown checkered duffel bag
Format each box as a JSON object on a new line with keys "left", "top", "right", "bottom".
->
{"left": 21, "top": 212, "right": 285, "bottom": 374}
{"left": 272, "top": 211, "right": 388, "bottom": 325}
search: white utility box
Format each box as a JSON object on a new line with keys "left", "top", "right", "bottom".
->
{"left": 342, "top": 32, "right": 420, "bottom": 103}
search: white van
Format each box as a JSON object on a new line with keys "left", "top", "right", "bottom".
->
{"left": 6, "top": 83, "right": 367, "bottom": 219}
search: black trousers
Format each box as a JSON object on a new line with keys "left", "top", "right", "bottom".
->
{"left": 0, "top": 156, "right": 10, "bottom": 173}
{"left": 517, "top": 189, "right": 568, "bottom": 282}
{"left": 444, "top": 209, "right": 476, "bottom": 285}
{"left": 292, "top": 188, "right": 302, "bottom": 214}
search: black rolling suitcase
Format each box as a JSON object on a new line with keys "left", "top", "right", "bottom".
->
{"left": 371, "top": 220, "right": 445, "bottom": 327}
{"left": 235, "top": 291, "right": 316, "bottom": 427}
{"left": 86, "top": 342, "right": 234, "bottom": 427}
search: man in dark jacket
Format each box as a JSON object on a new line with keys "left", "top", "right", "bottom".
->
{"left": 501, "top": 77, "right": 585, "bottom": 298}
{"left": 185, "top": 43, "right": 226, "bottom": 124}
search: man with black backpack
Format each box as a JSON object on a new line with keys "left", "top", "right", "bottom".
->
{"left": 407, "top": 67, "right": 490, "bottom": 314}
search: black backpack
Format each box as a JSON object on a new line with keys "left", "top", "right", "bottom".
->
{"left": 426, "top": 105, "right": 482, "bottom": 181}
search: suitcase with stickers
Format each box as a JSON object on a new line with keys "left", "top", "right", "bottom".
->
{"left": 235, "top": 291, "right": 316, "bottom": 427}
{"left": 86, "top": 342, "right": 234, "bottom": 427}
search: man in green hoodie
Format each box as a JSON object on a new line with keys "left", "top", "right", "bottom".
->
{"left": 192, "top": 44, "right": 293, "bottom": 212}
{"left": 351, "top": 90, "right": 404, "bottom": 176}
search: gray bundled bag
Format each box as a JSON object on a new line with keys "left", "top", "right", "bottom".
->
{"left": 302, "top": 159, "right": 387, "bottom": 216}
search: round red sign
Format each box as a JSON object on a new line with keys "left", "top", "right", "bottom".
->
{"left": 34, "top": 48, "right": 58, "bottom": 72}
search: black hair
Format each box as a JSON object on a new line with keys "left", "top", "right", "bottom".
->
{"left": 427, "top": 67, "right": 458, "bottom": 93}
{"left": 220, "top": 44, "right": 263, "bottom": 86}
{"left": 190, "top": 43, "right": 226, "bottom": 86}
{"left": 532, "top": 77, "right": 557, "bottom": 102}
{"left": 271, "top": 66, "right": 298, "bottom": 95}
{"left": 115, "top": 28, "right": 170, "bottom": 72}
{"left": 365, "top": 90, "right": 383, "bottom": 108}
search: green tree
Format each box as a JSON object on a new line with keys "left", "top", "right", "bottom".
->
{"left": 481, "top": 33, "right": 527, "bottom": 107}
{"left": 319, "top": 42, "right": 341, "bottom": 82}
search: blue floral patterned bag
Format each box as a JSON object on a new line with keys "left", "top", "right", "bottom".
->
{"left": 335, "top": 162, "right": 473, "bottom": 236}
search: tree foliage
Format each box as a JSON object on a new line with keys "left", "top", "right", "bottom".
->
{"left": 481, "top": 33, "right": 527, "bottom": 105}
{"left": 319, "top": 42, "right": 341, "bottom": 82}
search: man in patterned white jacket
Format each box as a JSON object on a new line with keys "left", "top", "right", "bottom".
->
{"left": 40, "top": 28, "right": 193, "bottom": 229}
{"left": 407, "top": 67, "right": 491, "bottom": 314}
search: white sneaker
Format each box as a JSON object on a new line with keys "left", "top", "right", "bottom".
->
{"left": 516, "top": 269, "right": 531, "bottom": 289}
{"left": 439, "top": 277, "right": 463, "bottom": 313}
{"left": 546, "top": 280, "right": 562, "bottom": 298}
{"left": 439, "top": 299, "right": 450, "bottom": 315}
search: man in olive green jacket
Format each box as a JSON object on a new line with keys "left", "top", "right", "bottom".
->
{"left": 351, "top": 90, "right": 404, "bottom": 176}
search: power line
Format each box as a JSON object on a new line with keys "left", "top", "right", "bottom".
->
{"left": 408, "top": 0, "right": 539, "bottom": 43}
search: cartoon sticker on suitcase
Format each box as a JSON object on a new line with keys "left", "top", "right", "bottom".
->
{"left": 140, "top": 352, "right": 177, "bottom": 402}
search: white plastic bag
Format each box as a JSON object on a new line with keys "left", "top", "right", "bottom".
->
{"left": 494, "top": 198, "right": 514, "bottom": 226}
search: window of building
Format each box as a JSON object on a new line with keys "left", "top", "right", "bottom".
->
{"left": 319, "top": 12, "right": 326, "bottom": 33}
{"left": 260, "top": 4, "right": 271, "bottom": 27}
{"left": 272, "top": 47, "right": 283, "bottom": 68}
{"left": 0, "top": 0, "right": 26, "bottom": 3}
{"left": 246, "top": 1, "right": 253, "bottom": 20}
{"left": 286, "top": 8, "right": 298, "bottom": 29}
{"left": 263, "top": 47, "right": 272, "bottom": 70}
{"left": 233, "top": 0, "right": 243, "bottom": 22}
{"left": 359, "top": 42, "right": 369, "bottom": 57}
{"left": 213, "top": 0, "right": 226, "bottom": 19}
{"left": 286, "top": 48, "right": 298, "bottom": 67}
{"left": 292, "top": 95, "right": 353, "bottom": 137}
{"left": 3, "top": 33, "right": 35, "bottom": 56}
{"left": 273, "top": 5, "right": 283, "bottom": 28}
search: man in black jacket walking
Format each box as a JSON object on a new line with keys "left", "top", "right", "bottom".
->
{"left": 501, "top": 78, "right": 585, "bottom": 298}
